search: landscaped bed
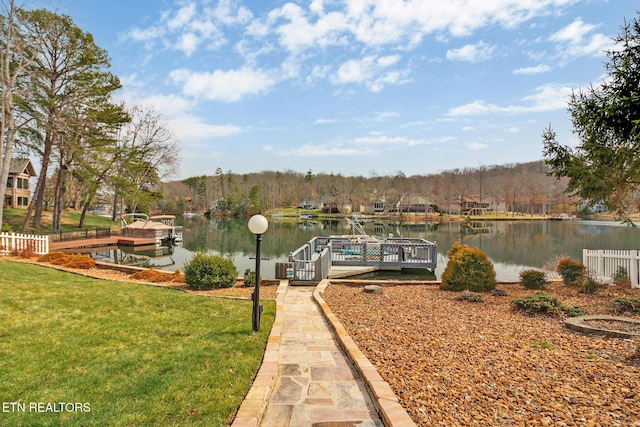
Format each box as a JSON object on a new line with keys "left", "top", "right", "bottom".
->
{"left": 323, "top": 281, "right": 640, "bottom": 427}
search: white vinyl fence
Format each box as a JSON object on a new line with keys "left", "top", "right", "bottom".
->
{"left": 583, "top": 249, "right": 640, "bottom": 288}
{"left": 0, "top": 232, "right": 49, "bottom": 255}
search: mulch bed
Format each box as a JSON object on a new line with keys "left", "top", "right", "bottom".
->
{"left": 322, "top": 281, "right": 640, "bottom": 427}
{"left": 3, "top": 256, "right": 279, "bottom": 300}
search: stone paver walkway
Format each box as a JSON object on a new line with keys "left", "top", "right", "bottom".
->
{"left": 261, "top": 285, "right": 382, "bottom": 426}
{"left": 232, "top": 280, "right": 415, "bottom": 427}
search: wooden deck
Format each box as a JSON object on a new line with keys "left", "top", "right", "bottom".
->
{"left": 50, "top": 236, "right": 157, "bottom": 251}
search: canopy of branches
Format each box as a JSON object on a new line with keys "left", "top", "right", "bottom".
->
{"left": 543, "top": 12, "right": 640, "bottom": 223}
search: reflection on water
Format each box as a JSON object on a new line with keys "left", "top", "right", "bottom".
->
{"left": 89, "top": 217, "right": 640, "bottom": 282}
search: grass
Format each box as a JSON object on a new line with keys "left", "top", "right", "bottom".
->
{"left": 0, "top": 260, "right": 275, "bottom": 426}
{"left": 2, "top": 208, "right": 119, "bottom": 233}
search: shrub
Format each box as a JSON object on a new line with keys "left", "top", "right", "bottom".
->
{"left": 456, "top": 290, "right": 482, "bottom": 303}
{"left": 17, "top": 248, "right": 38, "bottom": 259}
{"left": 519, "top": 269, "right": 546, "bottom": 290}
{"left": 556, "top": 257, "right": 587, "bottom": 287}
{"left": 183, "top": 251, "right": 238, "bottom": 290}
{"left": 440, "top": 242, "right": 496, "bottom": 292}
{"left": 613, "top": 297, "right": 640, "bottom": 313}
{"left": 512, "top": 291, "right": 587, "bottom": 317}
{"left": 243, "top": 269, "right": 256, "bottom": 287}
{"left": 579, "top": 277, "right": 601, "bottom": 294}
{"left": 612, "top": 266, "right": 631, "bottom": 287}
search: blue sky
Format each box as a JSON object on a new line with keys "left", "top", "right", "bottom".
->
{"left": 49, "top": 0, "right": 638, "bottom": 180}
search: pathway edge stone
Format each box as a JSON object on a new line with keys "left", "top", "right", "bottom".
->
{"left": 231, "top": 280, "right": 289, "bottom": 427}
{"left": 314, "top": 280, "right": 417, "bottom": 427}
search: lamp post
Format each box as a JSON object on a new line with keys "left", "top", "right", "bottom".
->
{"left": 248, "top": 214, "right": 268, "bottom": 332}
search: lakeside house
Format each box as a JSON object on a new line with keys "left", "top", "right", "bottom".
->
{"left": 3, "top": 158, "right": 37, "bottom": 209}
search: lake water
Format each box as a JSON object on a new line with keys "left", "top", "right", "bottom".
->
{"left": 90, "top": 217, "right": 640, "bottom": 281}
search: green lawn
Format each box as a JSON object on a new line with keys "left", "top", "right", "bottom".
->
{"left": 0, "top": 260, "right": 274, "bottom": 426}
{"left": 3, "top": 208, "right": 120, "bottom": 233}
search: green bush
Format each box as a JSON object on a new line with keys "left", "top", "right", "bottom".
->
{"left": 440, "top": 242, "right": 496, "bottom": 292}
{"left": 183, "top": 251, "right": 238, "bottom": 290}
{"left": 519, "top": 269, "right": 546, "bottom": 290}
{"left": 556, "top": 257, "right": 587, "bottom": 287}
{"left": 243, "top": 269, "right": 256, "bottom": 287}
{"left": 614, "top": 297, "right": 640, "bottom": 313}
{"left": 512, "top": 291, "right": 587, "bottom": 317}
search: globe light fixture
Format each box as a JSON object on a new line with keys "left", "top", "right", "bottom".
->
{"left": 248, "top": 214, "right": 268, "bottom": 332}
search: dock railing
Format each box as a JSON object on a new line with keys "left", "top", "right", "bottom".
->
{"left": 49, "top": 227, "right": 112, "bottom": 242}
{"left": 583, "top": 249, "right": 640, "bottom": 288}
{"left": 289, "top": 236, "right": 437, "bottom": 283}
{"left": 0, "top": 232, "right": 49, "bottom": 255}
{"left": 289, "top": 237, "right": 332, "bottom": 282}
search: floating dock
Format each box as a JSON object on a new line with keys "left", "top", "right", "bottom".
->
{"left": 288, "top": 234, "right": 437, "bottom": 284}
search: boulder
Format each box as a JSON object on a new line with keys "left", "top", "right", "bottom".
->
{"left": 363, "top": 284, "right": 383, "bottom": 294}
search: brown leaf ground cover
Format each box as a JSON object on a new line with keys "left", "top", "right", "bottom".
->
{"left": 6, "top": 256, "right": 279, "bottom": 300}
{"left": 322, "top": 281, "right": 640, "bottom": 427}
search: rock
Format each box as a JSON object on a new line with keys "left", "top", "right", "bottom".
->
{"left": 492, "top": 288, "right": 507, "bottom": 296}
{"left": 363, "top": 284, "right": 383, "bottom": 294}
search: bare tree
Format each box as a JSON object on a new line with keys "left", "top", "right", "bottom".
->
{"left": 111, "top": 105, "right": 180, "bottom": 215}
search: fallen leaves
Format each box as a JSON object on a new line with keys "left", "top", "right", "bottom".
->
{"left": 323, "top": 282, "right": 640, "bottom": 426}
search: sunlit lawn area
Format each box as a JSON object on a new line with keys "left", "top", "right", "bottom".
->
{"left": 2, "top": 208, "right": 119, "bottom": 233}
{"left": 0, "top": 260, "right": 274, "bottom": 426}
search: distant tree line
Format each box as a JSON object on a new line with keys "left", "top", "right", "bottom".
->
{"left": 0, "top": 1, "right": 179, "bottom": 231}
{"left": 158, "top": 160, "right": 579, "bottom": 218}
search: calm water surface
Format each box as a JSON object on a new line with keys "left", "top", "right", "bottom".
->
{"left": 91, "top": 217, "right": 640, "bottom": 281}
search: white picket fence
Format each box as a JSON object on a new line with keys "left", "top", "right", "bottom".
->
{"left": 0, "top": 232, "right": 49, "bottom": 255}
{"left": 583, "top": 249, "right": 640, "bottom": 288}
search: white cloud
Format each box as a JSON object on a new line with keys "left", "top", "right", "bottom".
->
{"left": 177, "top": 32, "right": 200, "bottom": 56}
{"left": 520, "top": 83, "right": 572, "bottom": 112}
{"left": 168, "top": 116, "right": 244, "bottom": 141}
{"left": 332, "top": 55, "right": 407, "bottom": 92}
{"left": 467, "top": 142, "right": 490, "bottom": 151}
{"left": 549, "top": 18, "right": 595, "bottom": 43}
{"left": 448, "top": 83, "right": 572, "bottom": 116}
{"left": 211, "top": 0, "right": 253, "bottom": 25}
{"left": 448, "top": 100, "right": 500, "bottom": 116}
{"left": 285, "top": 143, "right": 372, "bottom": 157}
{"left": 550, "top": 18, "right": 614, "bottom": 62}
{"left": 167, "top": 3, "right": 197, "bottom": 30}
{"left": 314, "top": 118, "right": 340, "bottom": 125}
{"left": 117, "top": 92, "right": 194, "bottom": 119}
{"left": 446, "top": 41, "right": 495, "bottom": 62}
{"left": 169, "top": 67, "right": 277, "bottom": 102}
{"left": 513, "top": 64, "right": 551, "bottom": 74}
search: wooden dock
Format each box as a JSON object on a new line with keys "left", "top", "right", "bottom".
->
{"left": 50, "top": 236, "right": 157, "bottom": 251}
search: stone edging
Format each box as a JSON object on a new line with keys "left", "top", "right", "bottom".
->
{"left": 231, "top": 280, "right": 288, "bottom": 427}
{"left": 565, "top": 314, "right": 640, "bottom": 339}
{"left": 314, "top": 279, "right": 417, "bottom": 427}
